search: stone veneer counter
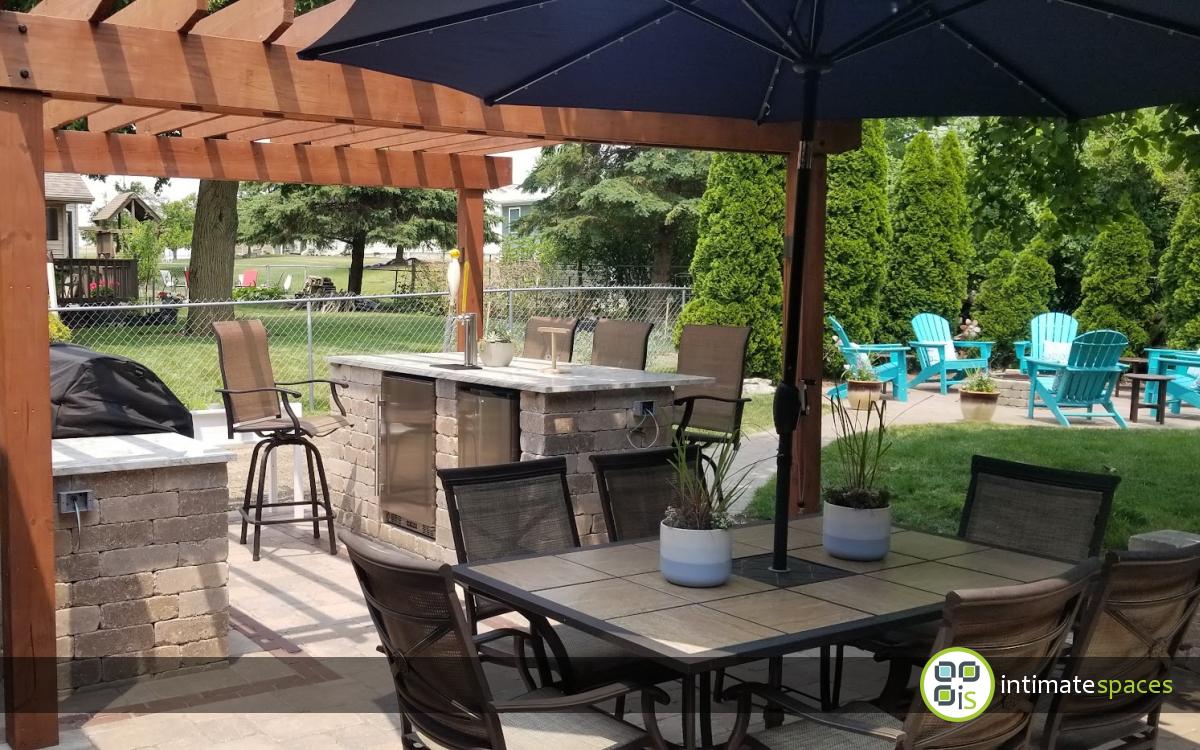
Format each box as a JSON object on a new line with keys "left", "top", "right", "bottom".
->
{"left": 51, "top": 433, "right": 234, "bottom": 690}
{"left": 324, "top": 353, "right": 715, "bottom": 561}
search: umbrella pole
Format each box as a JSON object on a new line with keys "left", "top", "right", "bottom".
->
{"left": 771, "top": 70, "right": 821, "bottom": 572}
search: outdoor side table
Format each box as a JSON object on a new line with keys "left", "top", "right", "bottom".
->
{"left": 453, "top": 517, "right": 1075, "bottom": 750}
{"left": 1126, "top": 372, "right": 1174, "bottom": 425}
{"left": 1116, "top": 356, "right": 1149, "bottom": 397}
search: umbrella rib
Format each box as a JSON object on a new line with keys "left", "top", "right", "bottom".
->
{"left": 939, "top": 19, "right": 1075, "bottom": 119}
{"left": 831, "top": 0, "right": 995, "bottom": 63}
{"left": 298, "top": 0, "right": 556, "bottom": 59}
{"left": 659, "top": 0, "right": 801, "bottom": 64}
{"left": 741, "top": 0, "right": 807, "bottom": 61}
{"left": 756, "top": 0, "right": 807, "bottom": 123}
{"left": 483, "top": 7, "right": 679, "bottom": 105}
{"left": 1054, "top": 0, "right": 1200, "bottom": 42}
{"left": 829, "top": 0, "right": 939, "bottom": 59}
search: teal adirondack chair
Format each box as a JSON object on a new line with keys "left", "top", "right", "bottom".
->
{"left": 1146, "top": 347, "right": 1200, "bottom": 415}
{"left": 1027, "top": 330, "right": 1129, "bottom": 429}
{"left": 1015, "top": 312, "right": 1079, "bottom": 377}
{"left": 907, "top": 313, "right": 994, "bottom": 395}
{"left": 826, "top": 316, "right": 909, "bottom": 402}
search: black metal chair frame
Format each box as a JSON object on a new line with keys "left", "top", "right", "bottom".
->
{"left": 673, "top": 394, "right": 752, "bottom": 449}
{"left": 590, "top": 444, "right": 705, "bottom": 543}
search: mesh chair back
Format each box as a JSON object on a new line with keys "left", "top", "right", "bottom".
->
{"left": 522, "top": 316, "right": 579, "bottom": 362}
{"left": 212, "top": 319, "right": 280, "bottom": 427}
{"left": 439, "top": 457, "right": 579, "bottom": 564}
{"left": 903, "top": 560, "right": 1100, "bottom": 749}
{"left": 591, "top": 319, "right": 653, "bottom": 370}
{"left": 961, "top": 455, "right": 1118, "bottom": 561}
{"left": 342, "top": 532, "right": 500, "bottom": 750}
{"left": 591, "top": 446, "right": 703, "bottom": 541}
{"left": 1048, "top": 545, "right": 1200, "bottom": 742}
{"left": 673, "top": 324, "right": 751, "bottom": 434}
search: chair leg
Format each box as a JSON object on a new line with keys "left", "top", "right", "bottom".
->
{"left": 308, "top": 442, "right": 338, "bottom": 555}
{"left": 252, "top": 441, "right": 277, "bottom": 562}
{"left": 304, "top": 442, "right": 321, "bottom": 539}
{"left": 1108, "top": 402, "right": 1129, "bottom": 430}
{"left": 241, "top": 439, "right": 265, "bottom": 546}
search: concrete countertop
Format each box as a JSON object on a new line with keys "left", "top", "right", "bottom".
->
{"left": 327, "top": 352, "right": 714, "bottom": 394}
{"left": 52, "top": 432, "right": 235, "bottom": 477}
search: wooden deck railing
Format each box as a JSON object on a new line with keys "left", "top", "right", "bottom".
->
{"left": 53, "top": 258, "right": 139, "bottom": 305}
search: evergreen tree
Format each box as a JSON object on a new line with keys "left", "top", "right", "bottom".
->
{"left": 1075, "top": 205, "right": 1154, "bottom": 352}
{"left": 939, "top": 130, "right": 973, "bottom": 305}
{"left": 882, "top": 132, "right": 967, "bottom": 340}
{"left": 678, "top": 153, "right": 785, "bottom": 377}
{"left": 824, "top": 120, "right": 891, "bottom": 371}
{"left": 1161, "top": 192, "right": 1200, "bottom": 348}
{"left": 975, "top": 242, "right": 1057, "bottom": 363}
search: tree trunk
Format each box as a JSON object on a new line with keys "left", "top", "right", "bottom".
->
{"left": 651, "top": 232, "right": 673, "bottom": 284}
{"left": 393, "top": 244, "right": 405, "bottom": 263}
{"left": 347, "top": 230, "right": 367, "bottom": 295}
{"left": 185, "top": 180, "right": 239, "bottom": 333}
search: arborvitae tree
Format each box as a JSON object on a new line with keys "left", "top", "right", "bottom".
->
{"left": 1075, "top": 204, "right": 1154, "bottom": 352}
{"left": 678, "top": 153, "right": 785, "bottom": 377}
{"left": 882, "top": 131, "right": 968, "bottom": 340}
{"left": 975, "top": 243, "right": 1057, "bottom": 364}
{"left": 1161, "top": 192, "right": 1200, "bottom": 348}
{"left": 939, "top": 130, "right": 973, "bottom": 309}
{"left": 824, "top": 120, "right": 891, "bottom": 371}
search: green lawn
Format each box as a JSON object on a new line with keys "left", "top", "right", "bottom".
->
{"left": 745, "top": 423, "right": 1200, "bottom": 550}
{"left": 161, "top": 254, "right": 414, "bottom": 296}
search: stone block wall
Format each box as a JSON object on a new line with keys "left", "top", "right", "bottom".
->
{"left": 53, "top": 464, "right": 230, "bottom": 689}
{"left": 994, "top": 372, "right": 1031, "bottom": 409}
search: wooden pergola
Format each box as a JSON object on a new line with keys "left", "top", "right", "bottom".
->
{"left": 0, "top": 1, "right": 858, "bottom": 746}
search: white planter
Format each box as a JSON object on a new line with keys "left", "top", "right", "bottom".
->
{"left": 959, "top": 390, "right": 999, "bottom": 422}
{"left": 822, "top": 501, "right": 891, "bottom": 561}
{"left": 479, "top": 340, "right": 515, "bottom": 367}
{"left": 846, "top": 380, "right": 884, "bottom": 410}
{"left": 659, "top": 522, "right": 732, "bottom": 588}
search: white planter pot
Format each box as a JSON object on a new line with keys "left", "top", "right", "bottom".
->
{"left": 659, "top": 522, "right": 732, "bottom": 588}
{"left": 479, "top": 340, "right": 515, "bottom": 367}
{"left": 822, "top": 501, "right": 891, "bottom": 561}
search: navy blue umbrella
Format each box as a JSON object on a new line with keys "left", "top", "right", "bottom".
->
{"left": 301, "top": 1, "right": 1200, "bottom": 571}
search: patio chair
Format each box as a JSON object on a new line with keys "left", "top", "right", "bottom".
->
{"left": 1016, "top": 312, "right": 1079, "bottom": 377}
{"left": 1027, "top": 330, "right": 1129, "bottom": 429}
{"left": 826, "top": 316, "right": 909, "bottom": 403}
{"left": 590, "top": 318, "right": 653, "bottom": 370}
{"left": 1146, "top": 346, "right": 1200, "bottom": 414}
{"left": 438, "top": 457, "right": 675, "bottom": 698}
{"left": 159, "top": 268, "right": 177, "bottom": 291}
{"left": 281, "top": 273, "right": 293, "bottom": 292}
{"left": 1042, "top": 544, "right": 1200, "bottom": 749}
{"left": 212, "top": 319, "right": 349, "bottom": 561}
{"left": 907, "top": 312, "right": 993, "bottom": 395}
{"left": 340, "top": 531, "right": 669, "bottom": 750}
{"left": 672, "top": 324, "right": 752, "bottom": 448}
{"left": 590, "top": 445, "right": 703, "bottom": 542}
{"left": 724, "top": 559, "right": 1100, "bottom": 750}
{"left": 522, "top": 316, "right": 579, "bottom": 362}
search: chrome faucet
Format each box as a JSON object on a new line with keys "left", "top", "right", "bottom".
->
{"left": 455, "top": 313, "right": 479, "bottom": 367}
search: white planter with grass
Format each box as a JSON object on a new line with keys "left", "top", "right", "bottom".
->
{"left": 659, "top": 523, "right": 732, "bottom": 587}
{"left": 822, "top": 501, "right": 891, "bottom": 561}
{"left": 822, "top": 397, "right": 893, "bottom": 562}
{"left": 479, "top": 340, "right": 514, "bottom": 367}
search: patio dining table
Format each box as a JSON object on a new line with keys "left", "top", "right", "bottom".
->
{"left": 453, "top": 516, "right": 1076, "bottom": 749}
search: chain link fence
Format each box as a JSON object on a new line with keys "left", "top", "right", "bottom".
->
{"left": 51, "top": 286, "right": 690, "bottom": 411}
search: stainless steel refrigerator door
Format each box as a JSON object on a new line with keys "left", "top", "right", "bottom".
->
{"left": 456, "top": 386, "right": 519, "bottom": 467}
{"left": 379, "top": 374, "right": 436, "bottom": 535}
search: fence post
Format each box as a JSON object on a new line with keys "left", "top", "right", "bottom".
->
{"left": 305, "top": 299, "right": 315, "bottom": 409}
{"left": 507, "top": 289, "right": 514, "bottom": 332}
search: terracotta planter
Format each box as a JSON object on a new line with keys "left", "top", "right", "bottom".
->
{"left": 960, "top": 389, "right": 999, "bottom": 422}
{"left": 659, "top": 522, "right": 732, "bottom": 587}
{"left": 822, "top": 501, "right": 891, "bottom": 561}
{"left": 846, "top": 379, "right": 884, "bottom": 410}
{"left": 479, "top": 340, "right": 515, "bottom": 367}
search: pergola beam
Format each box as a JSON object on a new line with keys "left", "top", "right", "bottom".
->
{"left": 190, "top": 0, "right": 294, "bottom": 44}
{"left": 44, "top": 129, "right": 513, "bottom": 189}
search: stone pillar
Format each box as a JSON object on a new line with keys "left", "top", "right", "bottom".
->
{"left": 1128, "top": 530, "right": 1200, "bottom": 655}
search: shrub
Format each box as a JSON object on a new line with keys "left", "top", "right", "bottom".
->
{"left": 1074, "top": 206, "right": 1153, "bottom": 352}
{"left": 678, "top": 153, "right": 785, "bottom": 377}
{"left": 49, "top": 314, "right": 72, "bottom": 344}
{"left": 882, "top": 131, "right": 969, "bottom": 341}
{"left": 824, "top": 120, "right": 891, "bottom": 373}
{"left": 975, "top": 241, "right": 1057, "bottom": 364}
{"left": 232, "top": 284, "right": 288, "bottom": 301}
{"left": 1161, "top": 192, "right": 1200, "bottom": 348}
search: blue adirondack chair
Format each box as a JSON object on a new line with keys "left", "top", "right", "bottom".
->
{"left": 1015, "top": 312, "right": 1079, "bottom": 377}
{"left": 1027, "top": 330, "right": 1129, "bottom": 429}
{"left": 1146, "top": 347, "right": 1200, "bottom": 415}
{"left": 907, "top": 313, "right": 994, "bottom": 395}
{"left": 826, "top": 316, "right": 909, "bottom": 402}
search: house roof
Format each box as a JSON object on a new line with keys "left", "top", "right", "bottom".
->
{"left": 44, "top": 173, "right": 94, "bottom": 204}
{"left": 92, "top": 192, "right": 163, "bottom": 223}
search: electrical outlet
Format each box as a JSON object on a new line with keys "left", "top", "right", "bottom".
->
{"left": 632, "top": 400, "right": 655, "bottom": 417}
{"left": 57, "top": 489, "right": 96, "bottom": 515}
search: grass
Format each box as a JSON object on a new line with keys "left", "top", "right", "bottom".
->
{"left": 745, "top": 423, "right": 1200, "bottom": 550}
{"left": 161, "top": 254, "right": 413, "bottom": 297}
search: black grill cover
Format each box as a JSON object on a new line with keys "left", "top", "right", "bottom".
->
{"left": 50, "top": 344, "right": 193, "bottom": 439}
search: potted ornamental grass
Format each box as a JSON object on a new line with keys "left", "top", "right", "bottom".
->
{"left": 959, "top": 370, "right": 999, "bottom": 422}
{"left": 823, "top": 395, "right": 893, "bottom": 561}
{"left": 845, "top": 360, "right": 884, "bottom": 411}
{"left": 479, "top": 322, "right": 515, "bottom": 367}
{"left": 660, "top": 440, "right": 753, "bottom": 588}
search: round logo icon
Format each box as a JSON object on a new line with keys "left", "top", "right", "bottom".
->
{"left": 920, "top": 647, "right": 995, "bottom": 722}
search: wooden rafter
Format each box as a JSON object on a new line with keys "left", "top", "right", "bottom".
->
{"left": 86, "top": 104, "right": 162, "bottom": 133}
{"left": 267, "top": 122, "right": 357, "bottom": 146}
{"left": 223, "top": 119, "right": 330, "bottom": 142}
{"left": 43, "top": 98, "right": 106, "bottom": 128}
{"left": 190, "top": 0, "right": 294, "bottom": 44}
{"left": 423, "top": 136, "right": 548, "bottom": 155}
{"left": 132, "top": 110, "right": 221, "bottom": 136}
{"left": 180, "top": 115, "right": 273, "bottom": 139}
{"left": 307, "top": 126, "right": 399, "bottom": 147}
{"left": 45, "top": 129, "right": 513, "bottom": 189}
{"left": 28, "top": 0, "right": 114, "bottom": 21}
{"left": 104, "top": 0, "right": 206, "bottom": 33}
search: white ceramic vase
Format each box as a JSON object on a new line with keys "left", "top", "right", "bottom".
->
{"left": 659, "top": 522, "right": 732, "bottom": 588}
{"left": 822, "top": 501, "right": 891, "bottom": 561}
{"left": 479, "top": 340, "right": 515, "bottom": 367}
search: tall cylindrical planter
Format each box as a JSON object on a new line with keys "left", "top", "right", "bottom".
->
{"left": 659, "top": 522, "right": 732, "bottom": 588}
{"left": 822, "top": 501, "right": 891, "bottom": 561}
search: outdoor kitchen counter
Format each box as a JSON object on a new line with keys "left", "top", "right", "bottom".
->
{"left": 324, "top": 352, "right": 715, "bottom": 561}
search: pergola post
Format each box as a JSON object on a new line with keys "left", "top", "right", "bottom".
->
{"left": 456, "top": 188, "right": 486, "bottom": 346}
{"left": 0, "top": 88, "right": 59, "bottom": 750}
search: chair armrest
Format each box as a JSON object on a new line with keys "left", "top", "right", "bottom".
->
{"left": 276, "top": 379, "right": 350, "bottom": 414}
{"left": 723, "top": 683, "right": 905, "bottom": 746}
{"left": 953, "top": 340, "right": 994, "bottom": 347}
{"left": 672, "top": 395, "right": 751, "bottom": 406}
{"left": 215, "top": 386, "right": 303, "bottom": 433}
{"left": 491, "top": 681, "right": 669, "bottom": 713}
{"left": 474, "top": 627, "right": 533, "bottom": 649}
{"left": 673, "top": 395, "right": 751, "bottom": 448}
{"left": 853, "top": 344, "right": 908, "bottom": 352}
{"left": 907, "top": 341, "right": 947, "bottom": 349}
{"left": 217, "top": 386, "right": 303, "bottom": 399}
{"left": 1024, "top": 358, "right": 1065, "bottom": 372}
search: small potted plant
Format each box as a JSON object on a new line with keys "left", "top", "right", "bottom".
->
{"left": 660, "top": 440, "right": 752, "bottom": 587}
{"left": 479, "top": 322, "right": 515, "bottom": 367}
{"left": 959, "top": 369, "right": 999, "bottom": 422}
{"left": 845, "top": 359, "right": 884, "bottom": 410}
{"left": 823, "top": 395, "right": 893, "bottom": 561}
